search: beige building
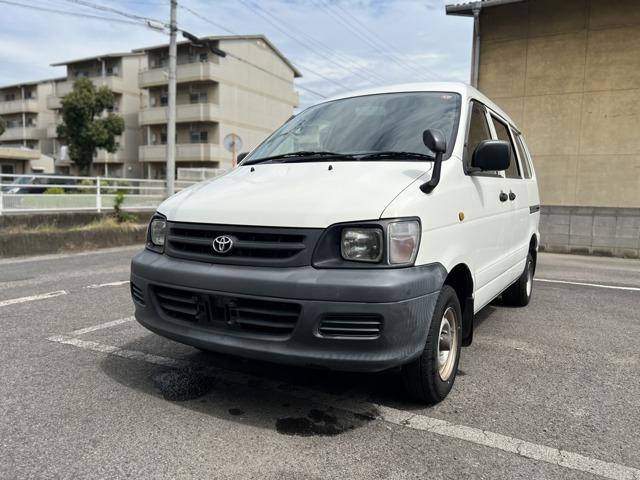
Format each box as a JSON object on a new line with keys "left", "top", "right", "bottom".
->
{"left": 0, "top": 79, "right": 58, "bottom": 174}
{"left": 447, "top": 0, "right": 640, "bottom": 257}
{"left": 134, "top": 35, "right": 300, "bottom": 178}
{"left": 1, "top": 35, "right": 299, "bottom": 180}
{"left": 49, "top": 53, "right": 146, "bottom": 177}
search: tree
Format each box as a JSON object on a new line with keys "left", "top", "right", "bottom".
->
{"left": 0, "top": 115, "right": 5, "bottom": 137}
{"left": 57, "top": 78, "right": 124, "bottom": 175}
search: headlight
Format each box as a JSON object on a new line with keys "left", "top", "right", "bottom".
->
{"left": 147, "top": 215, "right": 167, "bottom": 252}
{"left": 341, "top": 227, "right": 383, "bottom": 263}
{"left": 388, "top": 220, "right": 420, "bottom": 265}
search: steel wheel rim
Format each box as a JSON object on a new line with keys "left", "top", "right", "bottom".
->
{"left": 526, "top": 262, "right": 533, "bottom": 297}
{"left": 437, "top": 306, "right": 458, "bottom": 381}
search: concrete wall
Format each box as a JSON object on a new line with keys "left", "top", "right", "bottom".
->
{"left": 477, "top": 0, "right": 640, "bottom": 256}
{"left": 478, "top": 0, "right": 640, "bottom": 209}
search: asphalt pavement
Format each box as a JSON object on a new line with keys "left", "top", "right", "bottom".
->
{"left": 1, "top": 247, "right": 639, "bottom": 479}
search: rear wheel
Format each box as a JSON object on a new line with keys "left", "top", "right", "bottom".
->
{"left": 502, "top": 252, "right": 535, "bottom": 307}
{"left": 402, "top": 285, "right": 462, "bottom": 404}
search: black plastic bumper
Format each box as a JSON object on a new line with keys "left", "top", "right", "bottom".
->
{"left": 130, "top": 249, "right": 446, "bottom": 372}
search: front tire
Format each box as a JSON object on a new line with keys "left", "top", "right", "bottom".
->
{"left": 502, "top": 252, "right": 535, "bottom": 307}
{"left": 402, "top": 285, "right": 462, "bottom": 404}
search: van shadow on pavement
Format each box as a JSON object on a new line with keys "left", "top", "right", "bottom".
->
{"left": 100, "top": 305, "right": 500, "bottom": 437}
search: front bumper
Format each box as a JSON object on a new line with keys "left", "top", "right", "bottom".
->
{"left": 131, "top": 249, "right": 446, "bottom": 372}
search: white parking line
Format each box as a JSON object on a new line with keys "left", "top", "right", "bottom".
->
{"left": 84, "top": 280, "right": 130, "bottom": 289}
{"left": 0, "top": 290, "right": 68, "bottom": 308}
{"left": 70, "top": 316, "right": 135, "bottom": 336}
{"left": 47, "top": 319, "right": 640, "bottom": 480}
{"left": 536, "top": 278, "right": 640, "bottom": 292}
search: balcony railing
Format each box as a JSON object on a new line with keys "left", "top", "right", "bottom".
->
{"left": 0, "top": 127, "right": 41, "bottom": 141}
{"left": 139, "top": 62, "right": 221, "bottom": 88}
{"left": 0, "top": 99, "right": 39, "bottom": 115}
{"left": 139, "top": 103, "right": 221, "bottom": 125}
{"left": 53, "top": 76, "right": 126, "bottom": 99}
{"left": 139, "top": 143, "right": 229, "bottom": 164}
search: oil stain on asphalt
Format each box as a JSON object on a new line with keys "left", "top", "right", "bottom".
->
{"left": 152, "top": 369, "right": 215, "bottom": 401}
{"left": 276, "top": 408, "right": 371, "bottom": 437}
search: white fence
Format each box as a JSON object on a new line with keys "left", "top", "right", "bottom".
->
{"left": 0, "top": 174, "right": 197, "bottom": 215}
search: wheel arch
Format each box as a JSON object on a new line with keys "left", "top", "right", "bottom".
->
{"left": 529, "top": 234, "right": 538, "bottom": 274}
{"left": 443, "top": 263, "right": 474, "bottom": 347}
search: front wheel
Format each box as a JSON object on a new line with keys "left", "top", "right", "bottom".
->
{"left": 502, "top": 252, "right": 535, "bottom": 307}
{"left": 402, "top": 285, "right": 462, "bottom": 404}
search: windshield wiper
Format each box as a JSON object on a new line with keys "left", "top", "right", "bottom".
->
{"left": 244, "top": 151, "right": 356, "bottom": 165}
{"left": 354, "top": 151, "right": 435, "bottom": 161}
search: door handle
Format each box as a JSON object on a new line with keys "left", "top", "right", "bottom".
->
{"left": 509, "top": 191, "right": 516, "bottom": 201}
{"left": 499, "top": 191, "right": 508, "bottom": 202}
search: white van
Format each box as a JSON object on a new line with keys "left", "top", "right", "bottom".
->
{"left": 131, "top": 83, "right": 540, "bottom": 403}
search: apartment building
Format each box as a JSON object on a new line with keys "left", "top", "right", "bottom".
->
{"left": 0, "top": 79, "right": 57, "bottom": 174}
{"left": 48, "top": 52, "right": 146, "bottom": 177}
{"left": 134, "top": 35, "right": 300, "bottom": 178}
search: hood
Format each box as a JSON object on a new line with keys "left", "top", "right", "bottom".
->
{"left": 159, "top": 162, "right": 431, "bottom": 228}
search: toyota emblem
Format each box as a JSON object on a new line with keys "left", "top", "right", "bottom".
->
{"left": 212, "top": 235, "right": 234, "bottom": 254}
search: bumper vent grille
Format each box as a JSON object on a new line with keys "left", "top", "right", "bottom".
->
{"left": 152, "top": 285, "right": 301, "bottom": 337}
{"left": 318, "top": 314, "right": 383, "bottom": 338}
{"left": 154, "top": 286, "right": 206, "bottom": 323}
{"left": 130, "top": 283, "right": 145, "bottom": 306}
{"left": 165, "top": 222, "right": 322, "bottom": 267}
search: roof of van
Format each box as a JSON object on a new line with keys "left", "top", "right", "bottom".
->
{"left": 321, "top": 82, "right": 518, "bottom": 129}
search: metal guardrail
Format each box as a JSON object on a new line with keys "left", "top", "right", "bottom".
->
{"left": 0, "top": 174, "right": 197, "bottom": 215}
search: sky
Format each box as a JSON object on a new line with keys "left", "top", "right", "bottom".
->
{"left": 0, "top": 0, "right": 473, "bottom": 108}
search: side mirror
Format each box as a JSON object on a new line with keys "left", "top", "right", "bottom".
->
{"left": 423, "top": 129, "right": 446, "bottom": 154}
{"left": 237, "top": 152, "right": 249, "bottom": 163}
{"left": 420, "top": 129, "right": 446, "bottom": 194}
{"left": 472, "top": 140, "right": 510, "bottom": 171}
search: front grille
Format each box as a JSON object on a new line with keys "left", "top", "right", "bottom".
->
{"left": 318, "top": 314, "right": 383, "bottom": 339}
{"left": 130, "top": 282, "right": 145, "bottom": 306}
{"left": 153, "top": 285, "right": 301, "bottom": 337}
{"left": 165, "top": 222, "right": 323, "bottom": 267}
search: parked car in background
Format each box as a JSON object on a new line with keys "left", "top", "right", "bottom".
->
{"left": 131, "top": 82, "right": 540, "bottom": 404}
{"left": 1, "top": 174, "right": 74, "bottom": 194}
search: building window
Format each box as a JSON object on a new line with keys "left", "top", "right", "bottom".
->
{"left": 199, "top": 52, "right": 208, "bottom": 62}
{"left": 160, "top": 131, "right": 168, "bottom": 144}
{"left": 1, "top": 164, "right": 14, "bottom": 174}
{"left": 24, "top": 91, "right": 35, "bottom": 99}
{"left": 190, "top": 130, "right": 208, "bottom": 143}
{"left": 160, "top": 93, "right": 168, "bottom": 107}
{"left": 189, "top": 91, "right": 208, "bottom": 104}
{"left": 5, "top": 93, "right": 15, "bottom": 102}
{"left": 491, "top": 116, "right": 520, "bottom": 179}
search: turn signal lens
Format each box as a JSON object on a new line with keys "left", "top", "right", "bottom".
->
{"left": 341, "top": 228, "right": 383, "bottom": 263}
{"left": 388, "top": 220, "right": 420, "bottom": 265}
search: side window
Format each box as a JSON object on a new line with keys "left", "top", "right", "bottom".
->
{"left": 514, "top": 133, "right": 532, "bottom": 179}
{"left": 491, "top": 116, "right": 520, "bottom": 179}
{"left": 465, "top": 101, "right": 492, "bottom": 167}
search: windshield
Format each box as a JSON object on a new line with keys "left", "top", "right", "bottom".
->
{"left": 245, "top": 92, "right": 461, "bottom": 163}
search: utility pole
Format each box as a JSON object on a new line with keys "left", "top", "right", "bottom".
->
{"left": 166, "top": 0, "right": 177, "bottom": 196}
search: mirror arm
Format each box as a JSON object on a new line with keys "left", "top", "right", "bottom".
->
{"left": 420, "top": 152, "right": 443, "bottom": 194}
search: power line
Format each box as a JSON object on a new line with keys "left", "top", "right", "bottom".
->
{"left": 0, "top": 0, "right": 152, "bottom": 26}
{"left": 314, "top": 0, "right": 444, "bottom": 81}
{"left": 235, "top": 0, "right": 359, "bottom": 91}
{"left": 236, "top": 0, "right": 389, "bottom": 86}
{"left": 178, "top": 4, "right": 236, "bottom": 35}
{"left": 61, "top": 0, "right": 164, "bottom": 24}
{"left": 178, "top": 3, "right": 336, "bottom": 97}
